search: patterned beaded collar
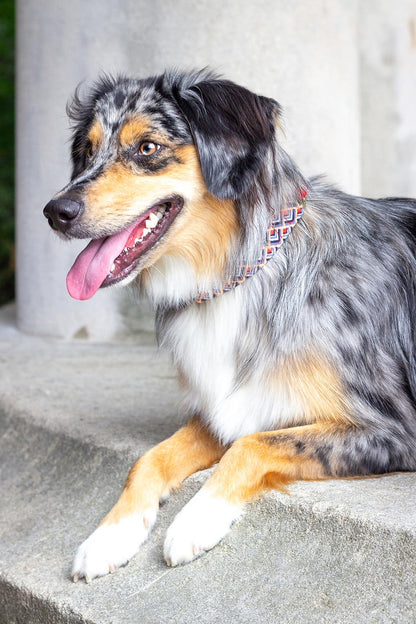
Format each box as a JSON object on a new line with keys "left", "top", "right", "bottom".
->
{"left": 196, "top": 191, "right": 306, "bottom": 303}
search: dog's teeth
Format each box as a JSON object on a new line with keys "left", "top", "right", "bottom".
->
{"left": 143, "top": 228, "right": 149, "bottom": 237}
{"left": 145, "top": 219, "right": 152, "bottom": 228}
{"left": 135, "top": 238, "right": 140, "bottom": 244}
{"left": 148, "top": 212, "right": 159, "bottom": 228}
{"left": 110, "top": 262, "right": 115, "bottom": 272}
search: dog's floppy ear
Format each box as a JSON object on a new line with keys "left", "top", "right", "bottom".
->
{"left": 172, "top": 77, "right": 280, "bottom": 199}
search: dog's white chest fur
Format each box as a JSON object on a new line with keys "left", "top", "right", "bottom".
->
{"left": 166, "top": 292, "right": 243, "bottom": 441}
{"left": 157, "top": 286, "right": 301, "bottom": 444}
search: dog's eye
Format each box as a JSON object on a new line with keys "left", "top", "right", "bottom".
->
{"left": 138, "top": 142, "right": 159, "bottom": 156}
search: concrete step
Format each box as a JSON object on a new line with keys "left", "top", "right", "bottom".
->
{"left": 1, "top": 304, "right": 416, "bottom": 624}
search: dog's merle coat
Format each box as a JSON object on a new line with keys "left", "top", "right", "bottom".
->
{"left": 45, "top": 70, "right": 416, "bottom": 578}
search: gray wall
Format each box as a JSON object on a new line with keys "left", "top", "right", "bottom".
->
{"left": 359, "top": 0, "right": 416, "bottom": 197}
{"left": 16, "top": 0, "right": 416, "bottom": 339}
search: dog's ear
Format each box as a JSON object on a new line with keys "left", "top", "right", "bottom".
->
{"left": 172, "top": 78, "right": 280, "bottom": 199}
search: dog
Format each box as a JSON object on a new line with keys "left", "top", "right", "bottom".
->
{"left": 43, "top": 69, "right": 416, "bottom": 582}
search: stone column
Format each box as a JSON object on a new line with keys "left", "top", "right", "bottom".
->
{"left": 16, "top": 0, "right": 360, "bottom": 339}
{"left": 359, "top": 0, "right": 416, "bottom": 197}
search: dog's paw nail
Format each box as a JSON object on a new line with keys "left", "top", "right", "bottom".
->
{"left": 84, "top": 575, "right": 91, "bottom": 584}
{"left": 109, "top": 564, "right": 116, "bottom": 574}
{"left": 72, "top": 573, "right": 79, "bottom": 583}
{"left": 192, "top": 545, "right": 201, "bottom": 556}
{"left": 166, "top": 557, "right": 172, "bottom": 567}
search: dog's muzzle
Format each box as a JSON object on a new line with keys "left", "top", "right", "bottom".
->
{"left": 43, "top": 197, "right": 84, "bottom": 234}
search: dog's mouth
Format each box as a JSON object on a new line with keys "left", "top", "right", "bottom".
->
{"left": 66, "top": 197, "right": 184, "bottom": 300}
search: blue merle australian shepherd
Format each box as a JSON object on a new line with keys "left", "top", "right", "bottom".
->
{"left": 43, "top": 70, "right": 416, "bottom": 582}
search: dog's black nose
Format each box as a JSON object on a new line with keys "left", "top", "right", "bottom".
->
{"left": 43, "top": 197, "right": 84, "bottom": 233}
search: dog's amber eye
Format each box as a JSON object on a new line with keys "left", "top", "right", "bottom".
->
{"left": 138, "top": 142, "right": 159, "bottom": 156}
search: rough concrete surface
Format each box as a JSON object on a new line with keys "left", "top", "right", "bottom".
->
{"left": 1, "top": 304, "right": 416, "bottom": 624}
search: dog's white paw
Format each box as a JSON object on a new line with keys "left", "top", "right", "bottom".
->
{"left": 72, "top": 508, "right": 157, "bottom": 582}
{"left": 163, "top": 489, "right": 242, "bottom": 566}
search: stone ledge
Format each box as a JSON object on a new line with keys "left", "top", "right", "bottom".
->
{"left": 1, "top": 307, "right": 416, "bottom": 623}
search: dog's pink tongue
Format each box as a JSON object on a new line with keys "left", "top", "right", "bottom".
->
{"left": 66, "top": 222, "right": 138, "bottom": 300}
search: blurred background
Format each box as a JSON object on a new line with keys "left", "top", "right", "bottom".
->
{"left": 0, "top": 0, "right": 14, "bottom": 306}
{"left": 2, "top": 0, "right": 416, "bottom": 338}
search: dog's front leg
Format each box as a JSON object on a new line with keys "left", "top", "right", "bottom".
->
{"left": 163, "top": 423, "right": 353, "bottom": 566}
{"left": 72, "top": 418, "right": 225, "bottom": 582}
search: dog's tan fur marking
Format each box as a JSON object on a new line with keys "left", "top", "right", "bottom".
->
{"left": 84, "top": 145, "right": 204, "bottom": 223}
{"left": 295, "top": 353, "right": 351, "bottom": 425}
{"left": 87, "top": 121, "right": 103, "bottom": 151}
{"left": 204, "top": 423, "right": 338, "bottom": 504}
{"left": 119, "top": 117, "right": 152, "bottom": 146}
{"left": 100, "top": 418, "right": 226, "bottom": 526}
{"left": 83, "top": 144, "right": 239, "bottom": 279}
{"left": 84, "top": 162, "right": 138, "bottom": 224}
{"left": 142, "top": 145, "right": 239, "bottom": 278}
{"left": 162, "top": 197, "right": 239, "bottom": 279}
{"left": 269, "top": 351, "right": 353, "bottom": 427}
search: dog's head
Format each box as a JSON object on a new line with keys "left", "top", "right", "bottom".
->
{"left": 43, "top": 70, "right": 281, "bottom": 300}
